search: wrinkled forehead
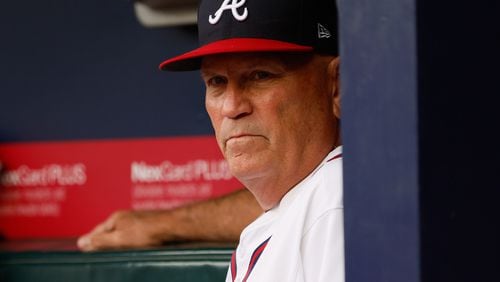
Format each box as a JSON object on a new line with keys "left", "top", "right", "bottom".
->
{"left": 201, "top": 52, "right": 315, "bottom": 72}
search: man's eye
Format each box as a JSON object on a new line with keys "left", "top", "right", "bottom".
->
{"left": 208, "top": 76, "right": 227, "bottom": 86}
{"left": 251, "top": 71, "right": 272, "bottom": 81}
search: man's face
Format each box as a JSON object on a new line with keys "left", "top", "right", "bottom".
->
{"left": 201, "top": 53, "right": 339, "bottom": 191}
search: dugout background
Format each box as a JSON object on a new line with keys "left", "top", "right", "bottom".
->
{"left": 0, "top": 1, "right": 210, "bottom": 141}
{"left": 341, "top": 0, "right": 499, "bottom": 281}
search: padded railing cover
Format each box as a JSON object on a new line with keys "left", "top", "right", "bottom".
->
{"left": 0, "top": 240, "right": 233, "bottom": 282}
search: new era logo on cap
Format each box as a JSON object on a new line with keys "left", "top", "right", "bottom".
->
{"left": 318, "top": 23, "right": 332, "bottom": 39}
{"left": 209, "top": 0, "right": 248, "bottom": 24}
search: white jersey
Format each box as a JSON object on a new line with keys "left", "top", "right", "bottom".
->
{"left": 226, "top": 146, "right": 344, "bottom": 282}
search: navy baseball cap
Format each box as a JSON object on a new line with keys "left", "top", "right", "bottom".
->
{"left": 159, "top": 0, "right": 338, "bottom": 71}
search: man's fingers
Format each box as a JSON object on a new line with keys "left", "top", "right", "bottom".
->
{"left": 76, "top": 211, "right": 156, "bottom": 251}
{"left": 77, "top": 234, "right": 93, "bottom": 251}
{"left": 77, "top": 232, "right": 122, "bottom": 252}
{"left": 77, "top": 217, "right": 119, "bottom": 251}
{"left": 90, "top": 218, "right": 116, "bottom": 235}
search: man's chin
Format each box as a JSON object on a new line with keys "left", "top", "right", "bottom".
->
{"left": 227, "top": 156, "right": 271, "bottom": 183}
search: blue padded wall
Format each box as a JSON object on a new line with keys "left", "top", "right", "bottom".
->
{"left": 341, "top": 0, "right": 499, "bottom": 281}
{"left": 0, "top": 0, "right": 211, "bottom": 142}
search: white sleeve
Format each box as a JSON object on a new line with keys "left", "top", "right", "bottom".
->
{"left": 301, "top": 208, "right": 345, "bottom": 282}
{"left": 225, "top": 267, "right": 232, "bottom": 282}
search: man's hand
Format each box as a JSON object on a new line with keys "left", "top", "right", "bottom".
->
{"left": 77, "top": 189, "right": 261, "bottom": 252}
{"left": 77, "top": 210, "right": 170, "bottom": 252}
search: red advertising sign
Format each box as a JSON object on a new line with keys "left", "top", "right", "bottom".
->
{"left": 0, "top": 136, "right": 243, "bottom": 239}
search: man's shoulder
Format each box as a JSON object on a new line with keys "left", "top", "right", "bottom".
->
{"left": 318, "top": 146, "right": 343, "bottom": 184}
{"left": 313, "top": 147, "right": 343, "bottom": 209}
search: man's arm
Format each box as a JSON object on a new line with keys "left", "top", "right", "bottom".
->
{"left": 77, "top": 189, "right": 261, "bottom": 252}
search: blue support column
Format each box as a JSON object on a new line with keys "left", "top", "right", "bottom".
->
{"left": 340, "top": 0, "right": 499, "bottom": 281}
{"left": 339, "top": 0, "right": 420, "bottom": 281}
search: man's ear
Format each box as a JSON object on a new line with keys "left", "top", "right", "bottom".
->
{"left": 327, "top": 56, "right": 341, "bottom": 119}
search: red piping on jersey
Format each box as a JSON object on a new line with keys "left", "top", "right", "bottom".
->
{"left": 327, "top": 153, "right": 342, "bottom": 163}
{"left": 231, "top": 236, "right": 272, "bottom": 282}
{"left": 231, "top": 153, "right": 340, "bottom": 281}
{"left": 230, "top": 251, "right": 237, "bottom": 281}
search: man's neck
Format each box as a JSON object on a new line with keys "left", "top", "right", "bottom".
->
{"left": 242, "top": 147, "right": 335, "bottom": 210}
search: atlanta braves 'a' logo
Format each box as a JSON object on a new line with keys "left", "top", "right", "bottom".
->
{"left": 209, "top": 0, "right": 248, "bottom": 24}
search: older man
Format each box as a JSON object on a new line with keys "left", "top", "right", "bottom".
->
{"left": 158, "top": 0, "right": 343, "bottom": 281}
{"left": 80, "top": 0, "right": 343, "bottom": 280}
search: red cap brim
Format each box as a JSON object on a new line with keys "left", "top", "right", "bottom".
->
{"left": 159, "top": 38, "right": 314, "bottom": 71}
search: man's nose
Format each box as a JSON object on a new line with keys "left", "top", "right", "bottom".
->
{"left": 221, "top": 83, "right": 252, "bottom": 119}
